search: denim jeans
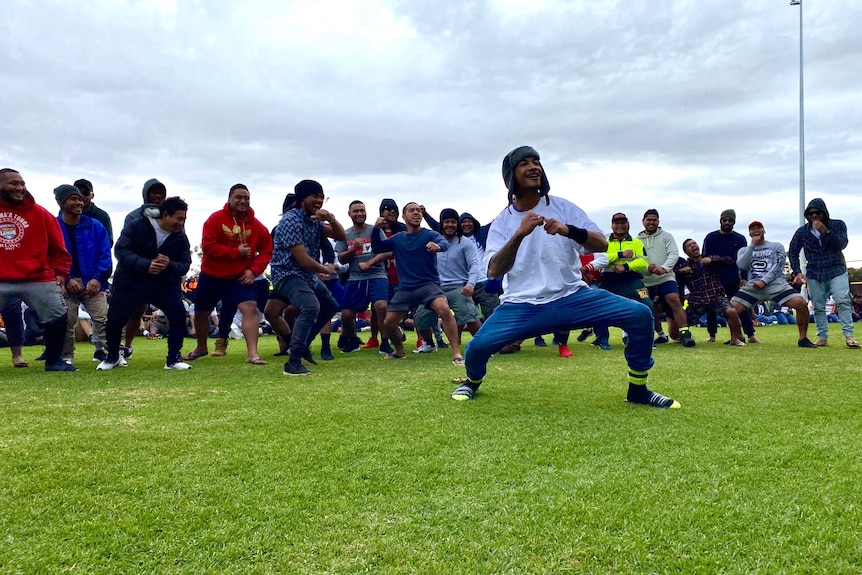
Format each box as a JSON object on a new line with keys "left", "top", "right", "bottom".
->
{"left": 276, "top": 276, "right": 339, "bottom": 363}
{"left": 807, "top": 272, "right": 854, "bottom": 339}
{"left": 465, "top": 287, "right": 654, "bottom": 383}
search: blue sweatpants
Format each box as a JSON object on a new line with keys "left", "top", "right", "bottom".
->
{"left": 465, "top": 287, "right": 654, "bottom": 382}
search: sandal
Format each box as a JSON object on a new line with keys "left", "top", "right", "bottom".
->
{"left": 13, "top": 359, "right": 30, "bottom": 368}
{"left": 246, "top": 357, "right": 268, "bottom": 365}
{"left": 182, "top": 350, "right": 208, "bottom": 361}
{"left": 383, "top": 353, "right": 406, "bottom": 360}
{"left": 847, "top": 339, "right": 861, "bottom": 349}
{"left": 452, "top": 356, "right": 465, "bottom": 366}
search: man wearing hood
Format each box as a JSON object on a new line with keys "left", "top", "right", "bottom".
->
{"left": 184, "top": 184, "right": 273, "bottom": 364}
{"left": 789, "top": 199, "right": 858, "bottom": 348}
{"left": 0, "top": 169, "right": 76, "bottom": 371}
{"left": 457, "top": 212, "right": 501, "bottom": 320}
{"left": 450, "top": 147, "right": 679, "bottom": 409}
{"left": 365, "top": 198, "right": 407, "bottom": 355}
{"left": 124, "top": 178, "right": 167, "bottom": 227}
{"left": 413, "top": 208, "right": 483, "bottom": 356}
{"left": 120, "top": 178, "right": 168, "bottom": 359}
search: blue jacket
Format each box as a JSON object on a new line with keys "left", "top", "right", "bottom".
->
{"left": 56, "top": 214, "right": 113, "bottom": 290}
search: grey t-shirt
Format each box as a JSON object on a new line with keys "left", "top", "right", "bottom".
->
{"left": 335, "top": 225, "right": 387, "bottom": 281}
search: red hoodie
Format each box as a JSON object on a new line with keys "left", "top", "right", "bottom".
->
{"left": 200, "top": 204, "right": 273, "bottom": 279}
{"left": 0, "top": 192, "right": 72, "bottom": 282}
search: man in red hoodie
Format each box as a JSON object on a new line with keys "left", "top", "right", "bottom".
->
{"left": 184, "top": 183, "right": 273, "bottom": 364}
{"left": 0, "top": 169, "right": 76, "bottom": 371}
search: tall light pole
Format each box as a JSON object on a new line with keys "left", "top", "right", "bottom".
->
{"left": 791, "top": 0, "right": 805, "bottom": 227}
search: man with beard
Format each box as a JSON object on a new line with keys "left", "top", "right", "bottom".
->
{"left": 593, "top": 212, "right": 653, "bottom": 349}
{"left": 184, "top": 184, "right": 273, "bottom": 364}
{"left": 271, "top": 180, "right": 346, "bottom": 376}
{"left": 638, "top": 209, "right": 695, "bottom": 348}
{"left": 335, "top": 200, "right": 391, "bottom": 353}
{"left": 450, "top": 147, "right": 679, "bottom": 408}
{"left": 702, "top": 209, "right": 757, "bottom": 343}
{"left": 789, "top": 199, "right": 858, "bottom": 349}
{"left": 371, "top": 202, "right": 464, "bottom": 364}
{"left": 731, "top": 221, "right": 816, "bottom": 348}
{"left": 0, "top": 169, "right": 75, "bottom": 371}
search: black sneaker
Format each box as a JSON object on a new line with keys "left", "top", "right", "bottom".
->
{"left": 336, "top": 334, "right": 348, "bottom": 351}
{"left": 45, "top": 360, "right": 78, "bottom": 372}
{"left": 283, "top": 361, "right": 310, "bottom": 376}
{"left": 93, "top": 349, "right": 108, "bottom": 362}
{"left": 798, "top": 337, "right": 817, "bottom": 348}
{"left": 320, "top": 348, "right": 334, "bottom": 361}
{"left": 35, "top": 351, "right": 47, "bottom": 361}
{"left": 680, "top": 330, "right": 696, "bottom": 348}
{"left": 340, "top": 339, "right": 362, "bottom": 353}
{"left": 379, "top": 341, "right": 395, "bottom": 355}
{"left": 576, "top": 328, "right": 593, "bottom": 342}
{"left": 534, "top": 336, "right": 547, "bottom": 347}
{"left": 302, "top": 351, "right": 318, "bottom": 365}
{"left": 436, "top": 338, "right": 449, "bottom": 349}
{"left": 122, "top": 346, "right": 133, "bottom": 359}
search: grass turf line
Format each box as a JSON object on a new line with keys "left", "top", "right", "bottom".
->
{"left": 1, "top": 324, "right": 861, "bottom": 573}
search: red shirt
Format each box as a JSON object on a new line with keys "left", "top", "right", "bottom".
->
{"left": 0, "top": 192, "right": 71, "bottom": 282}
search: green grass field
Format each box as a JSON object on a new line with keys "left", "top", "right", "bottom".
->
{"left": 2, "top": 324, "right": 861, "bottom": 574}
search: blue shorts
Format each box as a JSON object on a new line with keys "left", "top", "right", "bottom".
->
{"left": 325, "top": 278, "right": 346, "bottom": 309}
{"left": 194, "top": 272, "right": 258, "bottom": 313}
{"left": 647, "top": 281, "right": 681, "bottom": 301}
{"left": 343, "top": 278, "right": 388, "bottom": 311}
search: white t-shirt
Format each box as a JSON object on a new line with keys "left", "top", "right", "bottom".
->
{"left": 148, "top": 217, "right": 172, "bottom": 248}
{"left": 484, "top": 196, "right": 602, "bottom": 305}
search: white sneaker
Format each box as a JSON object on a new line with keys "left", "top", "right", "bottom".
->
{"left": 97, "top": 358, "right": 125, "bottom": 371}
{"left": 164, "top": 361, "right": 193, "bottom": 370}
{"left": 413, "top": 342, "right": 437, "bottom": 354}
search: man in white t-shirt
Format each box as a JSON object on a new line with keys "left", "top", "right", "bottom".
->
{"left": 451, "top": 146, "right": 680, "bottom": 408}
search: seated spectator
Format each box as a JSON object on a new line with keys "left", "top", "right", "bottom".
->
{"left": 775, "top": 305, "right": 797, "bottom": 325}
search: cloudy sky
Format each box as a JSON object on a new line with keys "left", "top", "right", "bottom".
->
{"left": 3, "top": 0, "right": 861, "bottom": 267}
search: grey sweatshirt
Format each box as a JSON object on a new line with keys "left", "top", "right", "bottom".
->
{"left": 436, "top": 235, "right": 481, "bottom": 290}
{"left": 737, "top": 240, "right": 787, "bottom": 286}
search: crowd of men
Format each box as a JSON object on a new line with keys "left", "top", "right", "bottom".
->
{"left": 1, "top": 152, "right": 858, "bottom": 408}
